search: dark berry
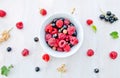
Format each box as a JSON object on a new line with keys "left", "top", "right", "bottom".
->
{"left": 114, "top": 17, "right": 118, "bottom": 21}
{"left": 110, "top": 14, "right": 115, "bottom": 18}
{"left": 7, "top": 47, "right": 12, "bottom": 52}
{"left": 104, "top": 17, "right": 109, "bottom": 22}
{"left": 106, "top": 11, "right": 111, "bottom": 16}
{"left": 69, "top": 23, "right": 74, "bottom": 26}
{"left": 109, "top": 19, "right": 114, "bottom": 23}
{"left": 99, "top": 14, "right": 105, "bottom": 20}
{"left": 35, "top": 67, "right": 40, "bottom": 72}
{"left": 52, "top": 18, "right": 58, "bottom": 23}
{"left": 94, "top": 68, "right": 99, "bottom": 73}
{"left": 58, "top": 29, "right": 62, "bottom": 33}
{"left": 52, "top": 34, "right": 58, "bottom": 38}
{"left": 69, "top": 43, "right": 73, "bottom": 48}
{"left": 62, "top": 25, "right": 67, "bottom": 29}
{"left": 34, "top": 37, "right": 39, "bottom": 42}
{"left": 72, "top": 31, "right": 77, "bottom": 36}
{"left": 51, "top": 23, "right": 56, "bottom": 27}
{"left": 59, "top": 17, "right": 64, "bottom": 21}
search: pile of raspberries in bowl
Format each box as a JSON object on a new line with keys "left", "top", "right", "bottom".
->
{"left": 40, "top": 13, "right": 84, "bottom": 58}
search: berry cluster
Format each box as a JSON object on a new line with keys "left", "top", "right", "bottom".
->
{"left": 45, "top": 18, "right": 79, "bottom": 52}
{"left": 99, "top": 11, "right": 118, "bottom": 23}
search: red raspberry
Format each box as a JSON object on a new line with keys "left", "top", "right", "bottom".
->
{"left": 48, "top": 38, "right": 56, "bottom": 47}
{"left": 57, "top": 47, "right": 63, "bottom": 52}
{"left": 0, "top": 10, "right": 6, "bottom": 17}
{"left": 67, "top": 26, "right": 75, "bottom": 35}
{"left": 59, "top": 40, "right": 67, "bottom": 48}
{"left": 54, "top": 39, "right": 59, "bottom": 47}
{"left": 45, "top": 24, "right": 53, "bottom": 33}
{"left": 109, "top": 51, "right": 118, "bottom": 59}
{"left": 40, "top": 9, "right": 47, "bottom": 16}
{"left": 64, "top": 44, "right": 71, "bottom": 52}
{"left": 42, "top": 54, "right": 50, "bottom": 62}
{"left": 70, "top": 36, "right": 78, "bottom": 45}
{"left": 87, "top": 49, "right": 94, "bottom": 57}
{"left": 86, "top": 19, "right": 93, "bottom": 25}
{"left": 45, "top": 34, "right": 52, "bottom": 41}
{"left": 16, "top": 21, "right": 23, "bottom": 29}
{"left": 56, "top": 20, "right": 63, "bottom": 28}
{"left": 22, "top": 49, "right": 29, "bottom": 56}
{"left": 64, "top": 19, "right": 70, "bottom": 25}
{"left": 51, "top": 28, "right": 58, "bottom": 34}
{"left": 58, "top": 33, "right": 66, "bottom": 40}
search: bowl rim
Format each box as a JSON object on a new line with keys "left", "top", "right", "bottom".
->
{"left": 39, "top": 12, "right": 84, "bottom": 58}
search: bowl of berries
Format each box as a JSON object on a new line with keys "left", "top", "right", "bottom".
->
{"left": 40, "top": 13, "right": 84, "bottom": 58}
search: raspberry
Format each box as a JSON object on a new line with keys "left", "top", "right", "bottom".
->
{"left": 0, "top": 10, "right": 6, "bottom": 17}
{"left": 87, "top": 49, "right": 94, "bottom": 57}
{"left": 16, "top": 21, "right": 23, "bottom": 29}
{"left": 45, "top": 24, "right": 53, "bottom": 33}
{"left": 51, "top": 28, "right": 58, "bottom": 34}
{"left": 57, "top": 47, "right": 63, "bottom": 52}
{"left": 42, "top": 54, "right": 50, "bottom": 62}
{"left": 109, "top": 51, "right": 118, "bottom": 59}
{"left": 67, "top": 26, "right": 76, "bottom": 35}
{"left": 54, "top": 39, "right": 59, "bottom": 47}
{"left": 64, "top": 44, "right": 71, "bottom": 52}
{"left": 45, "top": 34, "right": 52, "bottom": 41}
{"left": 48, "top": 38, "right": 56, "bottom": 47}
{"left": 56, "top": 20, "right": 63, "bottom": 28}
{"left": 59, "top": 40, "right": 67, "bottom": 48}
{"left": 70, "top": 36, "right": 78, "bottom": 45}
{"left": 22, "top": 49, "right": 29, "bottom": 56}
{"left": 40, "top": 9, "right": 47, "bottom": 16}
{"left": 86, "top": 19, "right": 93, "bottom": 25}
{"left": 64, "top": 19, "right": 70, "bottom": 25}
{"left": 58, "top": 33, "right": 66, "bottom": 40}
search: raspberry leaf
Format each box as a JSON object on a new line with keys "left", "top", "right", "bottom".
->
{"left": 110, "top": 31, "right": 119, "bottom": 39}
{"left": 91, "top": 25, "right": 97, "bottom": 33}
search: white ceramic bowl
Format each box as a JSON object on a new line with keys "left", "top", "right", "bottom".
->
{"left": 39, "top": 13, "right": 84, "bottom": 58}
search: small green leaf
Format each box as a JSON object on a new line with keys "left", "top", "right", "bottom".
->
{"left": 110, "top": 31, "right": 119, "bottom": 39}
{"left": 1, "top": 65, "right": 13, "bottom": 77}
{"left": 91, "top": 25, "right": 97, "bottom": 33}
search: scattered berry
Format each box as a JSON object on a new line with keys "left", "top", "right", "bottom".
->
{"left": 22, "top": 49, "right": 29, "bottom": 56}
{"left": 94, "top": 68, "right": 99, "bottom": 73}
{"left": 0, "top": 10, "right": 6, "bottom": 17}
{"left": 99, "top": 14, "right": 105, "bottom": 20}
{"left": 40, "top": 9, "right": 47, "bottom": 16}
{"left": 35, "top": 67, "right": 40, "bottom": 72}
{"left": 16, "top": 21, "right": 23, "bottom": 29}
{"left": 106, "top": 11, "right": 111, "bottom": 16}
{"left": 87, "top": 49, "right": 94, "bottom": 57}
{"left": 7, "top": 47, "right": 12, "bottom": 52}
{"left": 109, "top": 51, "right": 118, "bottom": 59}
{"left": 42, "top": 54, "right": 50, "bottom": 62}
{"left": 34, "top": 37, "right": 39, "bottom": 42}
{"left": 86, "top": 19, "right": 93, "bottom": 25}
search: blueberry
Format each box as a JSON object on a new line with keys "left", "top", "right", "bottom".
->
{"left": 53, "top": 34, "right": 58, "bottom": 38}
{"left": 109, "top": 17, "right": 114, "bottom": 21}
{"left": 99, "top": 14, "right": 105, "bottom": 19}
{"left": 109, "top": 19, "right": 114, "bottom": 23}
{"left": 72, "top": 31, "right": 77, "bottom": 36}
{"left": 69, "top": 43, "right": 73, "bottom": 48}
{"left": 110, "top": 14, "right": 115, "bottom": 18}
{"left": 104, "top": 17, "right": 109, "bottom": 22}
{"left": 59, "top": 17, "right": 64, "bottom": 21}
{"left": 51, "top": 23, "right": 56, "bottom": 27}
{"left": 58, "top": 29, "right": 62, "bottom": 33}
{"left": 34, "top": 37, "right": 39, "bottom": 42}
{"left": 106, "top": 11, "right": 112, "bottom": 16}
{"left": 52, "top": 18, "right": 58, "bottom": 23}
{"left": 94, "top": 68, "right": 99, "bottom": 73}
{"left": 114, "top": 17, "right": 118, "bottom": 21}
{"left": 7, "top": 47, "right": 12, "bottom": 52}
{"left": 35, "top": 67, "right": 40, "bottom": 72}
{"left": 69, "top": 23, "right": 74, "bottom": 26}
{"left": 62, "top": 25, "right": 67, "bottom": 29}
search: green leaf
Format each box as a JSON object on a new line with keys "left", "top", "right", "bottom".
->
{"left": 1, "top": 65, "right": 13, "bottom": 77}
{"left": 91, "top": 25, "right": 97, "bottom": 33}
{"left": 110, "top": 31, "right": 119, "bottom": 39}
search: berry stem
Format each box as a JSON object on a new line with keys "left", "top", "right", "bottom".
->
{"left": 100, "top": 9, "right": 106, "bottom": 15}
{"left": 8, "top": 27, "right": 14, "bottom": 32}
